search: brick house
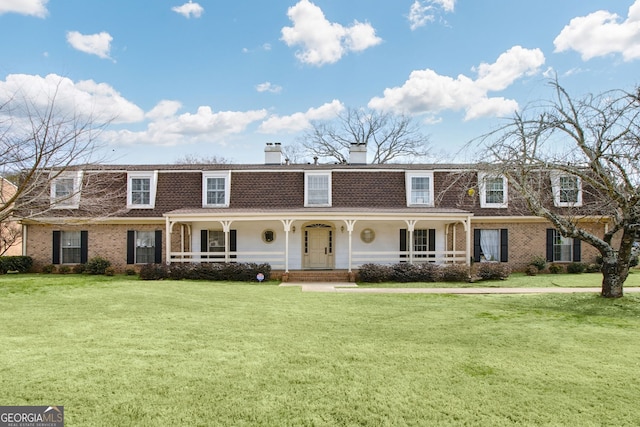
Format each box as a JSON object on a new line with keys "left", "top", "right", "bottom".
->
{"left": 1, "top": 177, "right": 22, "bottom": 256}
{"left": 16, "top": 143, "right": 606, "bottom": 277}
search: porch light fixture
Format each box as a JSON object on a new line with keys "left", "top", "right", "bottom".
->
{"left": 292, "top": 226, "right": 296, "bottom": 233}
{"left": 341, "top": 225, "right": 345, "bottom": 233}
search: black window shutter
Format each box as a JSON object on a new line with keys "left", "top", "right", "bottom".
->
{"left": 154, "top": 230, "right": 162, "bottom": 264}
{"left": 428, "top": 229, "right": 436, "bottom": 260}
{"left": 546, "top": 229, "right": 554, "bottom": 262}
{"left": 126, "top": 230, "right": 135, "bottom": 264}
{"left": 473, "top": 229, "right": 481, "bottom": 263}
{"left": 200, "top": 230, "right": 208, "bottom": 259}
{"left": 500, "top": 229, "right": 508, "bottom": 262}
{"left": 80, "top": 231, "right": 89, "bottom": 264}
{"left": 573, "top": 238, "right": 581, "bottom": 262}
{"left": 52, "top": 231, "right": 61, "bottom": 264}
{"left": 399, "top": 229, "right": 407, "bottom": 260}
{"left": 230, "top": 230, "right": 237, "bottom": 259}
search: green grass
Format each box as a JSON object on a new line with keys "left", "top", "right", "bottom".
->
{"left": 1, "top": 275, "right": 640, "bottom": 426}
{"left": 358, "top": 269, "right": 640, "bottom": 288}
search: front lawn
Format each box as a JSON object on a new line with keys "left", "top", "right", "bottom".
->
{"left": 1, "top": 275, "right": 639, "bottom": 426}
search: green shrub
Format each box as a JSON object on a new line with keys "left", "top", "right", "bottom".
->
{"left": 567, "top": 262, "right": 586, "bottom": 274}
{"left": 104, "top": 266, "right": 116, "bottom": 277}
{"left": 357, "top": 263, "right": 392, "bottom": 283}
{"left": 125, "top": 268, "right": 137, "bottom": 276}
{"left": 476, "top": 263, "right": 511, "bottom": 280}
{"left": 525, "top": 265, "right": 538, "bottom": 276}
{"left": 42, "top": 264, "right": 56, "bottom": 274}
{"left": 165, "top": 262, "right": 272, "bottom": 282}
{"left": 58, "top": 265, "right": 71, "bottom": 274}
{"left": 585, "top": 263, "right": 601, "bottom": 273}
{"left": 529, "top": 255, "right": 547, "bottom": 271}
{"left": 549, "top": 264, "right": 564, "bottom": 274}
{"left": 630, "top": 256, "right": 639, "bottom": 268}
{"left": 72, "top": 264, "right": 86, "bottom": 274}
{"left": 440, "top": 264, "right": 470, "bottom": 282}
{"left": 139, "top": 264, "right": 169, "bottom": 280}
{"left": 0, "top": 256, "right": 34, "bottom": 274}
{"left": 85, "top": 256, "right": 112, "bottom": 275}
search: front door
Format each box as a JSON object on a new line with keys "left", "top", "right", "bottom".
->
{"left": 305, "top": 226, "right": 332, "bottom": 269}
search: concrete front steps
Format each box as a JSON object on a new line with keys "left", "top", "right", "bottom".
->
{"left": 275, "top": 270, "right": 355, "bottom": 283}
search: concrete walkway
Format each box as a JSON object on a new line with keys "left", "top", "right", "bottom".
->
{"left": 279, "top": 282, "right": 640, "bottom": 294}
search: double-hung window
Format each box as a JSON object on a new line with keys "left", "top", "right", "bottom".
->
{"left": 202, "top": 172, "right": 230, "bottom": 207}
{"left": 127, "top": 171, "right": 158, "bottom": 209}
{"left": 551, "top": 172, "right": 582, "bottom": 207}
{"left": 61, "top": 231, "right": 81, "bottom": 263}
{"left": 473, "top": 229, "right": 509, "bottom": 262}
{"left": 479, "top": 173, "right": 507, "bottom": 208}
{"left": 127, "top": 230, "right": 162, "bottom": 264}
{"left": 546, "top": 229, "right": 580, "bottom": 263}
{"left": 406, "top": 172, "right": 434, "bottom": 206}
{"left": 305, "top": 172, "right": 331, "bottom": 207}
{"left": 50, "top": 171, "right": 83, "bottom": 209}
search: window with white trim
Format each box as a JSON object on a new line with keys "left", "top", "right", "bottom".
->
{"left": 135, "top": 231, "right": 156, "bottom": 264}
{"left": 552, "top": 231, "right": 573, "bottom": 262}
{"left": 551, "top": 172, "right": 582, "bottom": 207}
{"left": 50, "top": 171, "right": 83, "bottom": 209}
{"left": 305, "top": 172, "right": 331, "bottom": 207}
{"left": 127, "top": 171, "right": 158, "bottom": 209}
{"left": 479, "top": 173, "right": 507, "bottom": 208}
{"left": 202, "top": 172, "right": 230, "bottom": 207}
{"left": 61, "top": 231, "right": 82, "bottom": 263}
{"left": 406, "top": 172, "right": 434, "bottom": 206}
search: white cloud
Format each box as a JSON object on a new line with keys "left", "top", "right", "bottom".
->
{"left": 368, "top": 46, "right": 544, "bottom": 120}
{"left": 554, "top": 1, "right": 640, "bottom": 61}
{"left": 408, "top": 0, "right": 455, "bottom": 30}
{"left": 256, "top": 82, "right": 283, "bottom": 94}
{"left": 0, "top": 0, "right": 48, "bottom": 17}
{"left": 66, "top": 31, "right": 113, "bottom": 60}
{"left": 105, "top": 104, "right": 268, "bottom": 146}
{"left": 258, "top": 100, "right": 345, "bottom": 133}
{"left": 0, "top": 73, "right": 144, "bottom": 124}
{"left": 171, "top": 1, "right": 204, "bottom": 19}
{"left": 281, "top": 0, "right": 382, "bottom": 66}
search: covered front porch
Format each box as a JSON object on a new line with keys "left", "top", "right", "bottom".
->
{"left": 163, "top": 209, "right": 473, "bottom": 273}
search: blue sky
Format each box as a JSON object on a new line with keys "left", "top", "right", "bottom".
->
{"left": 1, "top": 0, "right": 639, "bottom": 164}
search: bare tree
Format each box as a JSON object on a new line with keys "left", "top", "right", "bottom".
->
{"left": 301, "top": 108, "right": 431, "bottom": 164}
{"left": 1, "top": 78, "right": 118, "bottom": 225}
{"left": 174, "top": 154, "right": 232, "bottom": 165}
{"left": 478, "top": 80, "right": 640, "bottom": 298}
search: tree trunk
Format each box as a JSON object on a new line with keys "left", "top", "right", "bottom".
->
{"left": 600, "top": 260, "right": 626, "bottom": 298}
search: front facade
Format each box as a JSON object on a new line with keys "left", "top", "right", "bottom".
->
{"left": 17, "top": 144, "right": 606, "bottom": 275}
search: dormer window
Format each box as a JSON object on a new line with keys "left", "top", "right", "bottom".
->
{"left": 305, "top": 172, "right": 331, "bottom": 207}
{"left": 551, "top": 172, "right": 582, "bottom": 207}
{"left": 50, "top": 171, "right": 83, "bottom": 209}
{"left": 202, "top": 171, "right": 230, "bottom": 207}
{"left": 127, "top": 171, "right": 158, "bottom": 209}
{"left": 406, "top": 172, "right": 434, "bottom": 206}
{"left": 479, "top": 173, "right": 507, "bottom": 208}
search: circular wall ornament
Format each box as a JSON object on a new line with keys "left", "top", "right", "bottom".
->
{"left": 360, "top": 228, "right": 375, "bottom": 243}
{"left": 262, "top": 229, "right": 275, "bottom": 243}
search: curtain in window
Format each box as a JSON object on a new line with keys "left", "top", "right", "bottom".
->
{"left": 308, "top": 175, "right": 328, "bottom": 205}
{"left": 480, "top": 229, "right": 500, "bottom": 261}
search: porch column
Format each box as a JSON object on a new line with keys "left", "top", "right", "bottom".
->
{"left": 220, "top": 220, "right": 232, "bottom": 263}
{"left": 465, "top": 216, "right": 472, "bottom": 266}
{"left": 165, "top": 216, "right": 171, "bottom": 265}
{"left": 405, "top": 220, "right": 417, "bottom": 264}
{"left": 344, "top": 220, "right": 357, "bottom": 273}
{"left": 281, "top": 219, "right": 294, "bottom": 273}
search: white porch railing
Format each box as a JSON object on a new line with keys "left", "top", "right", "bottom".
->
{"left": 168, "top": 250, "right": 466, "bottom": 270}
{"left": 351, "top": 250, "right": 467, "bottom": 267}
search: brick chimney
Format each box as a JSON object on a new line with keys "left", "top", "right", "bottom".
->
{"left": 349, "top": 143, "right": 367, "bottom": 164}
{"left": 264, "top": 142, "right": 282, "bottom": 165}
